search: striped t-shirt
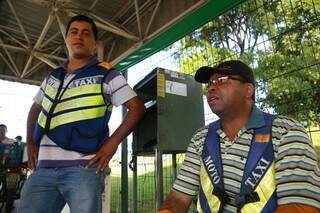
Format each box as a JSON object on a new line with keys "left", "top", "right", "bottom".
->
{"left": 172, "top": 106, "right": 320, "bottom": 212}
{"left": 33, "top": 59, "right": 137, "bottom": 168}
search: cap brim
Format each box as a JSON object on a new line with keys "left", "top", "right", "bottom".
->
{"left": 194, "top": 66, "right": 234, "bottom": 83}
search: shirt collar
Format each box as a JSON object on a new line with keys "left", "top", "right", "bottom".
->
{"left": 245, "top": 105, "right": 265, "bottom": 129}
{"left": 59, "top": 56, "right": 99, "bottom": 71}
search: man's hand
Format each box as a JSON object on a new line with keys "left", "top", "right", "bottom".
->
{"left": 86, "top": 96, "right": 145, "bottom": 174}
{"left": 26, "top": 102, "right": 42, "bottom": 170}
{"left": 27, "top": 140, "right": 39, "bottom": 170}
{"left": 85, "top": 140, "right": 118, "bottom": 173}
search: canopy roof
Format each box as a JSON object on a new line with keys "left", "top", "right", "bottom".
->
{"left": 0, "top": 0, "right": 244, "bottom": 85}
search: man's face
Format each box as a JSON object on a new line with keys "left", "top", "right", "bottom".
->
{"left": 206, "top": 73, "right": 252, "bottom": 117}
{"left": 0, "top": 126, "right": 6, "bottom": 139}
{"left": 65, "top": 21, "right": 96, "bottom": 59}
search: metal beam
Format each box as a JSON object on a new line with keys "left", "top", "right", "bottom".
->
{"left": 39, "top": 32, "right": 61, "bottom": 49}
{"left": 88, "top": 13, "right": 139, "bottom": 41}
{"left": 34, "top": 53, "right": 58, "bottom": 69}
{"left": 0, "top": 43, "right": 25, "bottom": 52}
{"left": 6, "top": 0, "right": 31, "bottom": 46}
{"left": 0, "top": 52, "right": 17, "bottom": 76}
{"left": 145, "top": 0, "right": 162, "bottom": 37}
{"left": 24, "top": 46, "right": 62, "bottom": 78}
{"left": 134, "top": 0, "right": 142, "bottom": 39}
{"left": 0, "top": 38, "right": 20, "bottom": 76}
{"left": 107, "top": 40, "right": 116, "bottom": 62}
{"left": 33, "top": 12, "right": 55, "bottom": 50}
{"left": 0, "top": 29, "right": 28, "bottom": 49}
{"left": 21, "top": 12, "right": 55, "bottom": 77}
{"left": 89, "top": 0, "right": 99, "bottom": 11}
{"left": 55, "top": 12, "right": 66, "bottom": 40}
{"left": 111, "top": 42, "right": 143, "bottom": 65}
{"left": 0, "top": 73, "right": 41, "bottom": 85}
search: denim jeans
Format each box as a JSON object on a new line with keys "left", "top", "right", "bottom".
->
{"left": 18, "top": 166, "right": 105, "bottom": 213}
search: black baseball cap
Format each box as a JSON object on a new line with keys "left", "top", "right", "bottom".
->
{"left": 194, "top": 60, "right": 255, "bottom": 85}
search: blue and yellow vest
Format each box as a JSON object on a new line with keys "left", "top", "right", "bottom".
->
{"left": 33, "top": 62, "right": 113, "bottom": 153}
{"left": 197, "top": 113, "right": 277, "bottom": 213}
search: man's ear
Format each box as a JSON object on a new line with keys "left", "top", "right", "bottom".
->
{"left": 246, "top": 83, "right": 255, "bottom": 99}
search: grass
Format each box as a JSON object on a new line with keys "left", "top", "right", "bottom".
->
{"left": 110, "top": 164, "right": 176, "bottom": 213}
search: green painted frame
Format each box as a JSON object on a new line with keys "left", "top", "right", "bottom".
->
{"left": 115, "top": 0, "right": 246, "bottom": 71}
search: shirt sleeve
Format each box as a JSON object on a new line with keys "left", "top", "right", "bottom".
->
{"left": 103, "top": 69, "right": 137, "bottom": 107}
{"left": 273, "top": 116, "right": 320, "bottom": 209}
{"left": 172, "top": 127, "right": 208, "bottom": 196}
{"left": 33, "top": 79, "right": 46, "bottom": 105}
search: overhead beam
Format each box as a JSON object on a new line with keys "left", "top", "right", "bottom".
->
{"left": 145, "top": 0, "right": 162, "bottom": 37}
{"left": 21, "top": 12, "right": 55, "bottom": 77}
{"left": 89, "top": 13, "right": 140, "bottom": 41}
{"left": 34, "top": 53, "right": 58, "bottom": 69}
{"left": 134, "top": 0, "right": 142, "bottom": 39}
{"left": 0, "top": 43, "right": 25, "bottom": 51}
{"left": 0, "top": 28, "right": 28, "bottom": 49}
{"left": 55, "top": 12, "right": 66, "bottom": 40}
{"left": 24, "top": 46, "right": 62, "bottom": 78}
{"left": 6, "top": 0, "right": 31, "bottom": 46}
{"left": 0, "top": 37, "right": 20, "bottom": 76}
{"left": 0, "top": 52, "right": 17, "bottom": 76}
{"left": 89, "top": 0, "right": 99, "bottom": 11}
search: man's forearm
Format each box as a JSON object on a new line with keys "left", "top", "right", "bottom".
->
{"left": 108, "top": 96, "right": 145, "bottom": 145}
{"left": 26, "top": 102, "right": 42, "bottom": 143}
{"left": 159, "top": 190, "right": 193, "bottom": 213}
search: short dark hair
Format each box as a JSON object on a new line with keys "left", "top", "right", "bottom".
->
{"left": 65, "top": 15, "right": 98, "bottom": 40}
{"left": 0, "top": 124, "right": 7, "bottom": 131}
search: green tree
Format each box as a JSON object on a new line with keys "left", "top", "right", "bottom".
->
{"left": 173, "top": 0, "right": 320, "bottom": 125}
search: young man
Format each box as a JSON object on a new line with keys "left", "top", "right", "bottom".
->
{"left": 160, "top": 60, "right": 320, "bottom": 213}
{"left": 18, "top": 15, "right": 145, "bottom": 213}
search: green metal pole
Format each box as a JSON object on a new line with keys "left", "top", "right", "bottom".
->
{"left": 121, "top": 70, "right": 128, "bottom": 213}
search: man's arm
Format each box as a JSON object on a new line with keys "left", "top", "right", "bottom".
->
{"left": 159, "top": 190, "right": 194, "bottom": 213}
{"left": 26, "top": 102, "right": 42, "bottom": 170}
{"left": 274, "top": 116, "right": 320, "bottom": 212}
{"left": 86, "top": 96, "right": 145, "bottom": 173}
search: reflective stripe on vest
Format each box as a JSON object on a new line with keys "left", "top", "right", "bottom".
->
{"left": 38, "top": 74, "right": 110, "bottom": 130}
{"left": 33, "top": 61, "right": 114, "bottom": 153}
{"left": 197, "top": 113, "right": 277, "bottom": 213}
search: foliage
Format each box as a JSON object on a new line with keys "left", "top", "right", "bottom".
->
{"left": 173, "top": 0, "right": 320, "bottom": 125}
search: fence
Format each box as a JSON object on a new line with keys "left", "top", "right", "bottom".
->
{"left": 110, "top": 0, "right": 320, "bottom": 212}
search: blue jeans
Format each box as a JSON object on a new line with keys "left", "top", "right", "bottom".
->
{"left": 18, "top": 166, "right": 105, "bottom": 213}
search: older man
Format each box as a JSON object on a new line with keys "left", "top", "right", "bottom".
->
{"left": 160, "top": 60, "right": 320, "bottom": 213}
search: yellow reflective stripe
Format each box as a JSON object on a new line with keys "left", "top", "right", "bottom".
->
{"left": 198, "top": 160, "right": 221, "bottom": 213}
{"left": 38, "top": 111, "right": 47, "bottom": 128}
{"left": 50, "top": 106, "right": 107, "bottom": 129}
{"left": 42, "top": 96, "right": 53, "bottom": 112}
{"left": 241, "top": 162, "right": 275, "bottom": 213}
{"left": 54, "top": 95, "right": 105, "bottom": 114}
{"left": 62, "top": 84, "right": 102, "bottom": 100}
{"left": 45, "top": 84, "right": 58, "bottom": 99}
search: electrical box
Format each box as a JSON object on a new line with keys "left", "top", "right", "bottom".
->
{"left": 132, "top": 67, "right": 204, "bottom": 155}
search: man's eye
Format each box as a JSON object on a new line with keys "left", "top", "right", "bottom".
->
{"left": 218, "top": 76, "right": 229, "bottom": 83}
{"left": 83, "top": 31, "right": 91, "bottom": 36}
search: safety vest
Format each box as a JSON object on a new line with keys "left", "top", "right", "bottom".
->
{"left": 197, "top": 113, "right": 277, "bottom": 213}
{"left": 33, "top": 61, "right": 113, "bottom": 153}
